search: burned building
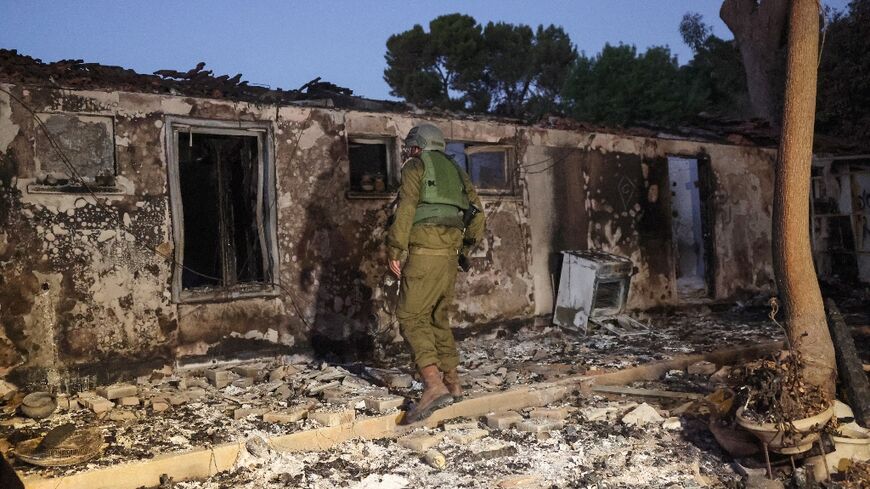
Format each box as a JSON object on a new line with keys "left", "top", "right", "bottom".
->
{"left": 0, "top": 51, "right": 860, "bottom": 384}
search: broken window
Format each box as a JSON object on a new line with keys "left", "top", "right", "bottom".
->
{"left": 445, "top": 142, "right": 514, "bottom": 193}
{"left": 166, "top": 118, "right": 278, "bottom": 303}
{"left": 347, "top": 137, "right": 397, "bottom": 194}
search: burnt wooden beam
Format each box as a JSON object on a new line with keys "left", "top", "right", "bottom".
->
{"left": 826, "top": 298, "right": 870, "bottom": 427}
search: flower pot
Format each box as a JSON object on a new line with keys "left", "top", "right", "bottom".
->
{"left": 735, "top": 405, "right": 834, "bottom": 454}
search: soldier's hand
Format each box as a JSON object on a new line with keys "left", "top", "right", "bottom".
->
{"left": 389, "top": 259, "right": 402, "bottom": 278}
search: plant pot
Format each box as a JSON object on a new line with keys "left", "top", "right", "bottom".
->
{"left": 735, "top": 405, "right": 834, "bottom": 454}
{"left": 20, "top": 392, "right": 57, "bottom": 419}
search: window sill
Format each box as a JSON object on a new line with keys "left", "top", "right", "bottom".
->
{"left": 27, "top": 183, "right": 126, "bottom": 195}
{"left": 346, "top": 191, "right": 397, "bottom": 200}
{"left": 176, "top": 284, "right": 280, "bottom": 304}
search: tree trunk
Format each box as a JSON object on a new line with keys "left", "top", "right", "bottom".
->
{"left": 774, "top": 0, "right": 836, "bottom": 398}
{"left": 721, "top": 0, "right": 788, "bottom": 125}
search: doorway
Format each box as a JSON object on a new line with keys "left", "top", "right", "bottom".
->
{"left": 668, "top": 156, "right": 710, "bottom": 299}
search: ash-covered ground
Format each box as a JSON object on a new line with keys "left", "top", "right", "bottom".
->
{"left": 0, "top": 306, "right": 785, "bottom": 486}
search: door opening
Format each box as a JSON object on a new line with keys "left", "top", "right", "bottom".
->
{"left": 668, "top": 156, "right": 709, "bottom": 299}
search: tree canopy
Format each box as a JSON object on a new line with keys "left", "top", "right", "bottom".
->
{"left": 383, "top": 14, "right": 576, "bottom": 117}
{"left": 383, "top": 5, "right": 869, "bottom": 140}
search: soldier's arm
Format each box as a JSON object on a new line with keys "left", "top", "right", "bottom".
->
{"left": 460, "top": 170, "right": 486, "bottom": 252}
{"left": 386, "top": 159, "right": 424, "bottom": 261}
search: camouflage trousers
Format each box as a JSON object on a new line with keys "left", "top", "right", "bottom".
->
{"left": 397, "top": 250, "right": 460, "bottom": 372}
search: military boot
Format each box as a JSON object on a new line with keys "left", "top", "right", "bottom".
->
{"left": 402, "top": 364, "right": 453, "bottom": 424}
{"left": 442, "top": 368, "right": 463, "bottom": 399}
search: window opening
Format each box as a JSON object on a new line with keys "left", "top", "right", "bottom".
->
{"left": 445, "top": 142, "right": 513, "bottom": 192}
{"left": 167, "top": 118, "right": 277, "bottom": 303}
{"left": 348, "top": 137, "right": 396, "bottom": 193}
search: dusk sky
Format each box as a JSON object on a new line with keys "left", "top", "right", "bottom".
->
{"left": 0, "top": 1, "right": 851, "bottom": 100}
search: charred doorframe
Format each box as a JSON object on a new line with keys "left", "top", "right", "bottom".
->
{"left": 665, "top": 153, "right": 717, "bottom": 298}
{"left": 165, "top": 116, "right": 280, "bottom": 303}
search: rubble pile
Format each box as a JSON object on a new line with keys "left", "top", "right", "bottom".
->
{"left": 0, "top": 308, "right": 788, "bottom": 476}
{"left": 171, "top": 390, "right": 741, "bottom": 489}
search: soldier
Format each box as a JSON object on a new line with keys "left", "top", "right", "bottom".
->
{"left": 387, "top": 123, "right": 485, "bottom": 424}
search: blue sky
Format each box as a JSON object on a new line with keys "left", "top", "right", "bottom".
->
{"left": 0, "top": 1, "right": 851, "bottom": 100}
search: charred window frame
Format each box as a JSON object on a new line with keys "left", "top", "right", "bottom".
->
{"left": 346, "top": 136, "right": 398, "bottom": 197}
{"left": 444, "top": 141, "right": 516, "bottom": 195}
{"left": 165, "top": 117, "right": 279, "bottom": 303}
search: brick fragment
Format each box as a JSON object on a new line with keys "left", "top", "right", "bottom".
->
{"left": 263, "top": 408, "right": 308, "bottom": 423}
{"left": 152, "top": 400, "right": 170, "bottom": 412}
{"left": 78, "top": 395, "right": 114, "bottom": 414}
{"left": 96, "top": 383, "right": 137, "bottom": 400}
{"left": 309, "top": 408, "right": 355, "bottom": 427}
{"left": 486, "top": 411, "right": 523, "bottom": 430}
{"left": 119, "top": 396, "right": 140, "bottom": 407}
{"left": 364, "top": 395, "right": 405, "bottom": 413}
{"left": 528, "top": 407, "right": 569, "bottom": 421}
{"left": 205, "top": 369, "right": 231, "bottom": 388}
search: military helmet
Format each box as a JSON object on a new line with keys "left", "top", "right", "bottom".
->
{"left": 404, "top": 123, "right": 445, "bottom": 152}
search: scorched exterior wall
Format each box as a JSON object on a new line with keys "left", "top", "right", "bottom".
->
{"left": 0, "top": 83, "right": 777, "bottom": 378}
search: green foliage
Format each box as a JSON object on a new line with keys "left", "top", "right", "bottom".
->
{"left": 816, "top": 0, "right": 870, "bottom": 140}
{"left": 562, "top": 44, "right": 703, "bottom": 126}
{"left": 383, "top": 14, "right": 576, "bottom": 117}
{"left": 679, "top": 13, "right": 749, "bottom": 118}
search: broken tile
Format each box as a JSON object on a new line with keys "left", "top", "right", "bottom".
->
{"left": 364, "top": 395, "right": 405, "bottom": 413}
{"left": 152, "top": 400, "right": 170, "bottom": 412}
{"left": 118, "top": 396, "right": 140, "bottom": 407}
{"left": 96, "top": 383, "right": 138, "bottom": 400}
{"left": 232, "top": 377, "right": 254, "bottom": 388}
{"left": 687, "top": 361, "right": 717, "bottom": 376}
{"left": 621, "top": 403, "right": 664, "bottom": 427}
{"left": 309, "top": 408, "right": 355, "bottom": 427}
{"left": 486, "top": 411, "right": 524, "bottom": 430}
{"left": 398, "top": 432, "right": 444, "bottom": 452}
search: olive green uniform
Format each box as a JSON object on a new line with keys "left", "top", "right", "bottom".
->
{"left": 387, "top": 153, "right": 485, "bottom": 371}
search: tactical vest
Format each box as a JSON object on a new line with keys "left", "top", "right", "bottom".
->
{"left": 412, "top": 151, "right": 469, "bottom": 228}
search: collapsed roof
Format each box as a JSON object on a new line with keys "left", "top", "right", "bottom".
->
{"left": 0, "top": 49, "right": 864, "bottom": 154}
